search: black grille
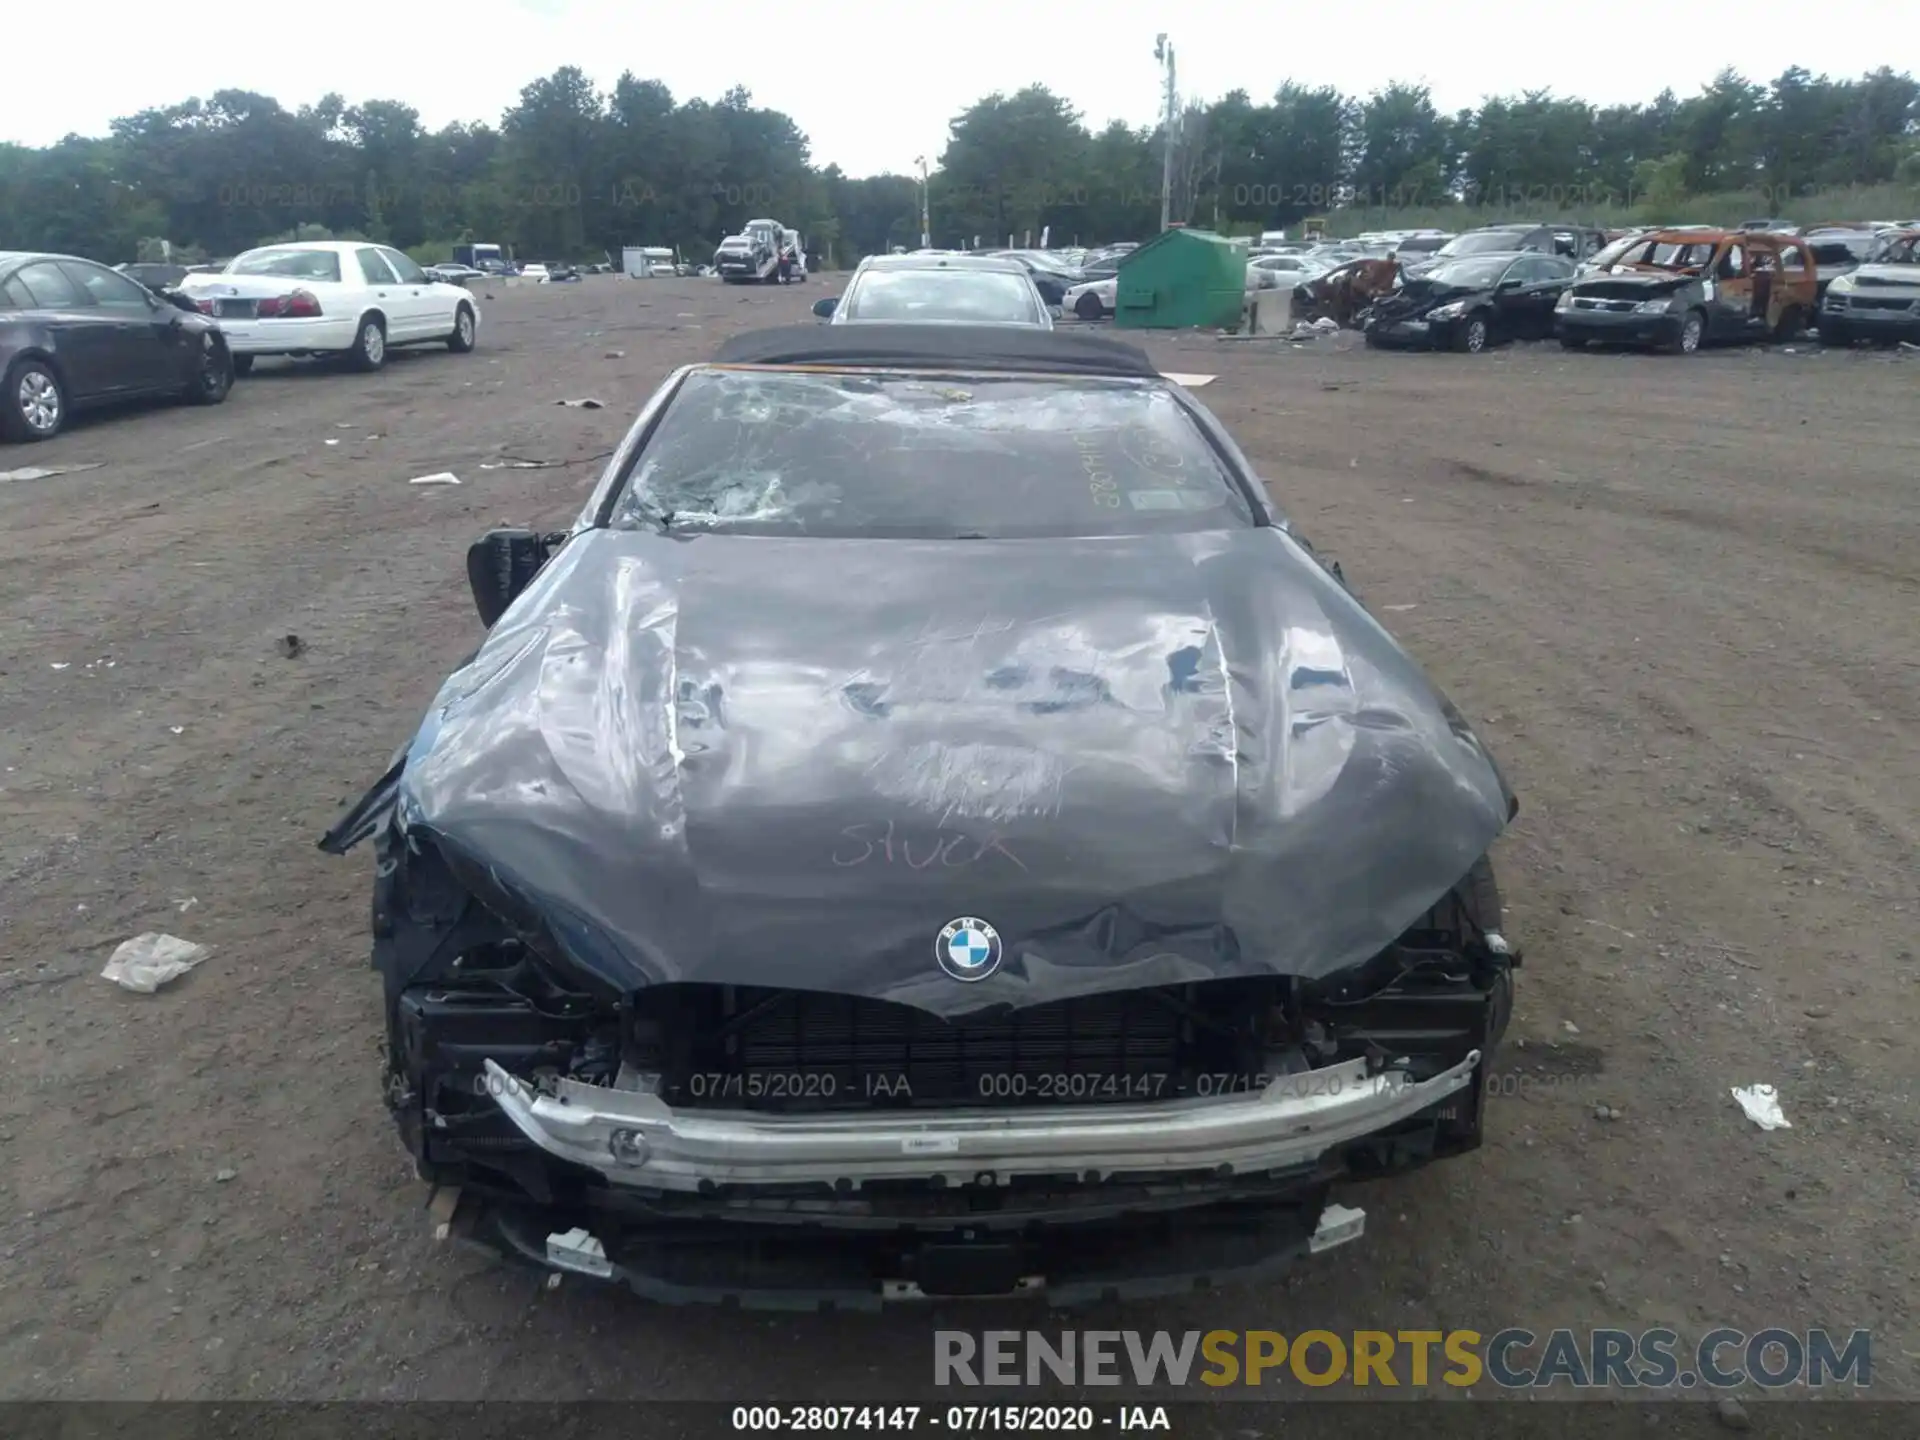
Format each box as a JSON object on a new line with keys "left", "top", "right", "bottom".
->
{"left": 645, "top": 984, "right": 1271, "bottom": 1113}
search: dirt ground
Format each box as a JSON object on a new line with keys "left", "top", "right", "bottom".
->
{"left": 1, "top": 276, "right": 1915, "bottom": 1407}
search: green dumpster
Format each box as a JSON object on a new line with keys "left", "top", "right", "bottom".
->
{"left": 1113, "top": 228, "right": 1246, "bottom": 330}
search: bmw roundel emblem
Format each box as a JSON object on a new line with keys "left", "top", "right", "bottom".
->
{"left": 936, "top": 917, "right": 1003, "bottom": 982}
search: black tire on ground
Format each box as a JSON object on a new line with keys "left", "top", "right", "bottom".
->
{"left": 1559, "top": 335, "right": 1586, "bottom": 350}
{"left": 230, "top": 354, "right": 255, "bottom": 377}
{"left": 349, "top": 314, "right": 387, "bottom": 372}
{"left": 1074, "top": 292, "right": 1104, "bottom": 321}
{"left": 1456, "top": 313, "right": 1490, "bottom": 353}
{"left": 1668, "top": 309, "right": 1705, "bottom": 355}
{"left": 447, "top": 304, "right": 477, "bottom": 353}
{"left": 1818, "top": 317, "right": 1848, "bottom": 346}
{"left": 2, "top": 358, "right": 66, "bottom": 442}
{"left": 185, "top": 335, "right": 233, "bottom": 406}
{"left": 1772, "top": 305, "right": 1803, "bottom": 342}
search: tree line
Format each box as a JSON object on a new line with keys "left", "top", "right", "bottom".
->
{"left": 2, "top": 66, "right": 1915, "bottom": 268}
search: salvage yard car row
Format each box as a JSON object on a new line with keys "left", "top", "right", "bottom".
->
{"left": 2, "top": 240, "right": 480, "bottom": 440}
{"left": 1356, "top": 226, "right": 1920, "bottom": 354}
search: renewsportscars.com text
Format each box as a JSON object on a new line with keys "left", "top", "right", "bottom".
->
{"left": 934, "top": 1329, "right": 1871, "bottom": 1390}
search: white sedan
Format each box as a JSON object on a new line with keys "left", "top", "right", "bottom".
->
{"left": 1062, "top": 276, "right": 1118, "bottom": 320}
{"left": 176, "top": 241, "right": 479, "bottom": 374}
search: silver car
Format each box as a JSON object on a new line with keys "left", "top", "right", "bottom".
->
{"left": 812, "top": 254, "right": 1054, "bottom": 328}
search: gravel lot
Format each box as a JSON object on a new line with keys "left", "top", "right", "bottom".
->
{"left": 1, "top": 276, "right": 1914, "bottom": 1407}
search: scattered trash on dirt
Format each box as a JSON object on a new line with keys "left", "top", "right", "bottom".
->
{"left": 1562, "top": 1020, "right": 1581, "bottom": 1035}
{"left": 275, "top": 634, "right": 304, "bottom": 659}
{"left": 176, "top": 897, "right": 198, "bottom": 912}
{"left": 1159, "top": 373, "right": 1216, "bottom": 387}
{"left": 334, "top": 422, "right": 357, "bottom": 429}
{"left": 168, "top": 725, "right": 184, "bottom": 735}
{"left": 409, "top": 472, "right": 461, "bottom": 486}
{"left": 479, "top": 459, "right": 562, "bottom": 471}
{"left": 604, "top": 350, "right": 626, "bottom": 360}
{"left": 323, "top": 439, "right": 340, "bottom": 447}
{"left": 215, "top": 1168, "right": 238, "bottom": 1183}
{"left": 1713, "top": 1397, "right": 1751, "bottom": 1431}
{"left": 1732, "top": 1084, "right": 1791, "bottom": 1131}
{"left": 101, "top": 933, "right": 209, "bottom": 994}
{"left": 50, "top": 662, "right": 70, "bottom": 670}
{"left": 0, "top": 463, "right": 105, "bottom": 483}
{"left": 556, "top": 397, "right": 604, "bottom": 409}
{"left": 1897, "top": 341, "right": 1919, "bottom": 354}
{"left": 1383, "top": 603, "right": 1418, "bottom": 612}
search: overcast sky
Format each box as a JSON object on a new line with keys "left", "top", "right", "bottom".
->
{"left": 2, "top": 0, "right": 1868, "bottom": 177}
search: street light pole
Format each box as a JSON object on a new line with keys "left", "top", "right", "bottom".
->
{"left": 916, "top": 156, "right": 931, "bottom": 250}
{"left": 1154, "top": 34, "right": 1177, "bottom": 232}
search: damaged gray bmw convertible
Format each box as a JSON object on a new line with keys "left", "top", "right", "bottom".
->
{"left": 322, "top": 324, "right": 1521, "bottom": 1308}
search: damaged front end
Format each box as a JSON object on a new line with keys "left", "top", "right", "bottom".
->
{"left": 324, "top": 786, "right": 1516, "bottom": 1308}
{"left": 320, "top": 354, "right": 1525, "bottom": 1307}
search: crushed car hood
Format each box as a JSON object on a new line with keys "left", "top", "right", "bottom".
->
{"left": 383, "top": 528, "right": 1513, "bottom": 1016}
{"left": 1571, "top": 271, "right": 1695, "bottom": 298}
{"left": 1845, "top": 264, "right": 1920, "bottom": 288}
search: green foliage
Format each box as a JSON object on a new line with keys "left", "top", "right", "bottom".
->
{"left": 3, "top": 68, "right": 1915, "bottom": 266}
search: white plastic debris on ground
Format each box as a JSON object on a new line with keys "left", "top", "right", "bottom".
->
{"left": 1159, "top": 373, "right": 1216, "bottom": 387}
{"left": 101, "top": 933, "right": 210, "bottom": 993}
{"left": 408, "top": 472, "right": 461, "bottom": 486}
{"left": 1731, "top": 1083, "right": 1792, "bottom": 1131}
{"left": 0, "top": 463, "right": 105, "bottom": 483}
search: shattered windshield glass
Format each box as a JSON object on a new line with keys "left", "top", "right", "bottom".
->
{"left": 1867, "top": 233, "right": 1919, "bottom": 264}
{"left": 612, "top": 369, "right": 1257, "bottom": 539}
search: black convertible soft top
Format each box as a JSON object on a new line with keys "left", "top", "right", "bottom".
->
{"left": 711, "top": 323, "right": 1161, "bottom": 378}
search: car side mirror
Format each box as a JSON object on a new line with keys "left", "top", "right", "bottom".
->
{"left": 466, "top": 528, "right": 559, "bottom": 628}
{"left": 812, "top": 297, "right": 837, "bottom": 319}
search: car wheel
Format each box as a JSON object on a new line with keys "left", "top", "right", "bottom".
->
{"left": 1456, "top": 314, "right": 1489, "bottom": 353}
{"left": 1771, "top": 305, "right": 1804, "bottom": 342}
{"left": 447, "top": 304, "right": 477, "bottom": 354}
{"left": 2, "top": 359, "right": 66, "bottom": 443}
{"left": 1559, "top": 335, "right": 1585, "bottom": 350}
{"left": 1671, "top": 309, "right": 1704, "bottom": 355}
{"left": 186, "top": 335, "right": 233, "bottom": 406}
{"left": 1818, "top": 316, "right": 1849, "bottom": 347}
{"left": 230, "top": 354, "right": 255, "bottom": 377}
{"left": 349, "top": 315, "right": 387, "bottom": 372}
{"left": 1074, "top": 293, "right": 1104, "bottom": 321}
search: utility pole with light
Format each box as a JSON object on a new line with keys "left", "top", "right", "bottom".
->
{"left": 916, "top": 156, "right": 931, "bottom": 250}
{"left": 1154, "top": 33, "right": 1177, "bottom": 232}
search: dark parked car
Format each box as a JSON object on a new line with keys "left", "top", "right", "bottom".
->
{"left": 1, "top": 250, "right": 233, "bottom": 442}
{"left": 320, "top": 323, "right": 1521, "bottom": 1308}
{"left": 977, "top": 250, "right": 1083, "bottom": 307}
{"left": 1364, "top": 252, "right": 1575, "bottom": 352}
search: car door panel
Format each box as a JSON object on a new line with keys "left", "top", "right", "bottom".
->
{"left": 354, "top": 248, "right": 408, "bottom": 339}
{"left": 59, "top": 260, "right": 179, "bottom": 393}
{"left": 380, "top": 248, "right": 447, "bottom": 340}
{"left": 12, "top": 261, "right": 122, "bottom": 399}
